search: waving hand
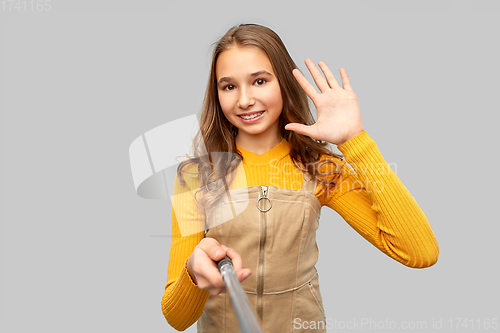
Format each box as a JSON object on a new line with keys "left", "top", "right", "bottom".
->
{"left": 285, "top": 59, "right": 364, "bottom": 146}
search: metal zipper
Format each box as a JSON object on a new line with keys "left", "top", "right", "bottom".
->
{"left": 257, "top": 185, "right": 270, "bottom": 320}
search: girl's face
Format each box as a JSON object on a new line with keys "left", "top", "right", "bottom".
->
{"left": 216, "top": 46, "right": 283, "bottom": 142}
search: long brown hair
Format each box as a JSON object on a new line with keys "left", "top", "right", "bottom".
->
{"left": 177, "top": 23, "right": 342, "bottom": 212}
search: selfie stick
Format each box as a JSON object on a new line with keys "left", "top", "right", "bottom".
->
{"left": 217, "top": 257, "right": 263, "bottom": 333}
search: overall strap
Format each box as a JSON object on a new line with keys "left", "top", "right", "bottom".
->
{"left": 301, "top": 173, "right": 317, "bottom": 194}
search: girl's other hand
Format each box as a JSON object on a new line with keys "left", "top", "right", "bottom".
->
{"left": 286, "top": 59, "right": 364, "bottom": 146}
{"left": 186, "top": 237, "right": 252, "bottom": 295}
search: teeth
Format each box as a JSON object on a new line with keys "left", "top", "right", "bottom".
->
{"left": 240, "top": 111, "right": 263, "bottom": 120}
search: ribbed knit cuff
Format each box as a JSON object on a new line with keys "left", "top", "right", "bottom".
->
{"left": 176, "top": 265, "right": 210, "bottom": 302}
{"left": 184, "top": 259, "right": 198, "bottom": 286}
{"left": 337, "top": 131, "right": 379, "bottom": 164}
{"left": 162, "top": 261, "right": 210, "bottom": 330}
{"left": 336, "top": 130, "right": 393, "bottom": 195}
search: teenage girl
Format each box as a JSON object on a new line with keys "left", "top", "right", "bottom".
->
{"left": 161, "top": 23, "right": 439, "bottom": 332}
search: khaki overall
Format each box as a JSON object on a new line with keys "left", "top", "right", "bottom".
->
{"left": 197, "top": 173, "right": 326, "bottom": 332}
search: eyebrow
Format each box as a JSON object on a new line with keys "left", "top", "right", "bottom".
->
{"left": 217, "top": 70, "right": 273, "bottom": 85}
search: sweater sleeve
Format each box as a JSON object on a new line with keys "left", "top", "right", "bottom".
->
{"left": 323, "top": 131, "right": 439, "bottom": 268}
{"left": 161, "top": 171, "right": 210, "bottom": 330}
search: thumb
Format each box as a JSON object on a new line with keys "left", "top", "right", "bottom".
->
{"left": 285, "top": 123, "right": 314, "bottom": 137}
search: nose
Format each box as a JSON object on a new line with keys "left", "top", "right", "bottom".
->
{"left": 237, "top": 86, "right": 255, "bottom": 109}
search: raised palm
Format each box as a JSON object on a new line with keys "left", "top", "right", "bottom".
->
{"left": 285, "top": 59, "right": 364, "bottom": 146}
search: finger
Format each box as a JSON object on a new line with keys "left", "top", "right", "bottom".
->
{"left": 285, "top": 123, "right": 317, "bottom": 139}
{"left": 203, "top": 269, "right": 226, "bottom": 289}
{"left": 304, "top": 58, "right": 330, "bottom": 93}
{"left": 292, "top": 68, "right": 320, "bottom": 100}
{"left": 209, "top": 286, "right": 227, "bottom": 296}
{"left": 196, "top": 258, "right": 226, "bottom": 290}
{"left": 198, "top": 237, "right": 226, "bottom": 261}
{"left": 224, "top": 247, "right": 243, "bottom": 269}
{"left": 340, "top": 68, "right": 353, "bottom": 91}
{"left": 318, "top": 61, "right": 340, "bottom": 89}
{"left": 221, "top": 247, "right": 252, "bottom": 283}
{"left": 237, "top": 269, "right": 252, "bottom": 283}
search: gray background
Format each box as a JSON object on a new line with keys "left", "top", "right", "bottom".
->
{"left": 1, "top": 0, "right": 499, "bottom": 332}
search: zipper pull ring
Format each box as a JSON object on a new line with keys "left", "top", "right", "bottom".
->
{"left": 257, "top": 186, "right": 272, "bottom": 212}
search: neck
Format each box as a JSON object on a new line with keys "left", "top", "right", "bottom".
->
{"left": 235, "top": 128, "right": 282, "bottom": 155}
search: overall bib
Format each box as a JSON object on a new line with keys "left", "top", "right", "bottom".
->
{"left": 197, "top": 173, "right": 326, "bottom": 332}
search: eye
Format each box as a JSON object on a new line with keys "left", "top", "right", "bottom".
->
{"left": 223, "top": 84, "right": 235, "bottom": 91}
{"left": 255, "top": 78, "right": 267, "bottom": 86}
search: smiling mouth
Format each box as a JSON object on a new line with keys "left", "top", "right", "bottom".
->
{"left": 238, "top": 111, "right": 264, "bottom": 120}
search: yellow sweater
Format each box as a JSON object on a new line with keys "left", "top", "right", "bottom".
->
{"left": 161, "top": 131, "right": 439, "bottom": 331}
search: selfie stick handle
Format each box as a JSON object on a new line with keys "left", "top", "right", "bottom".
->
{"left": 217, "top": 257, "right": 263, "bottom": 333}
